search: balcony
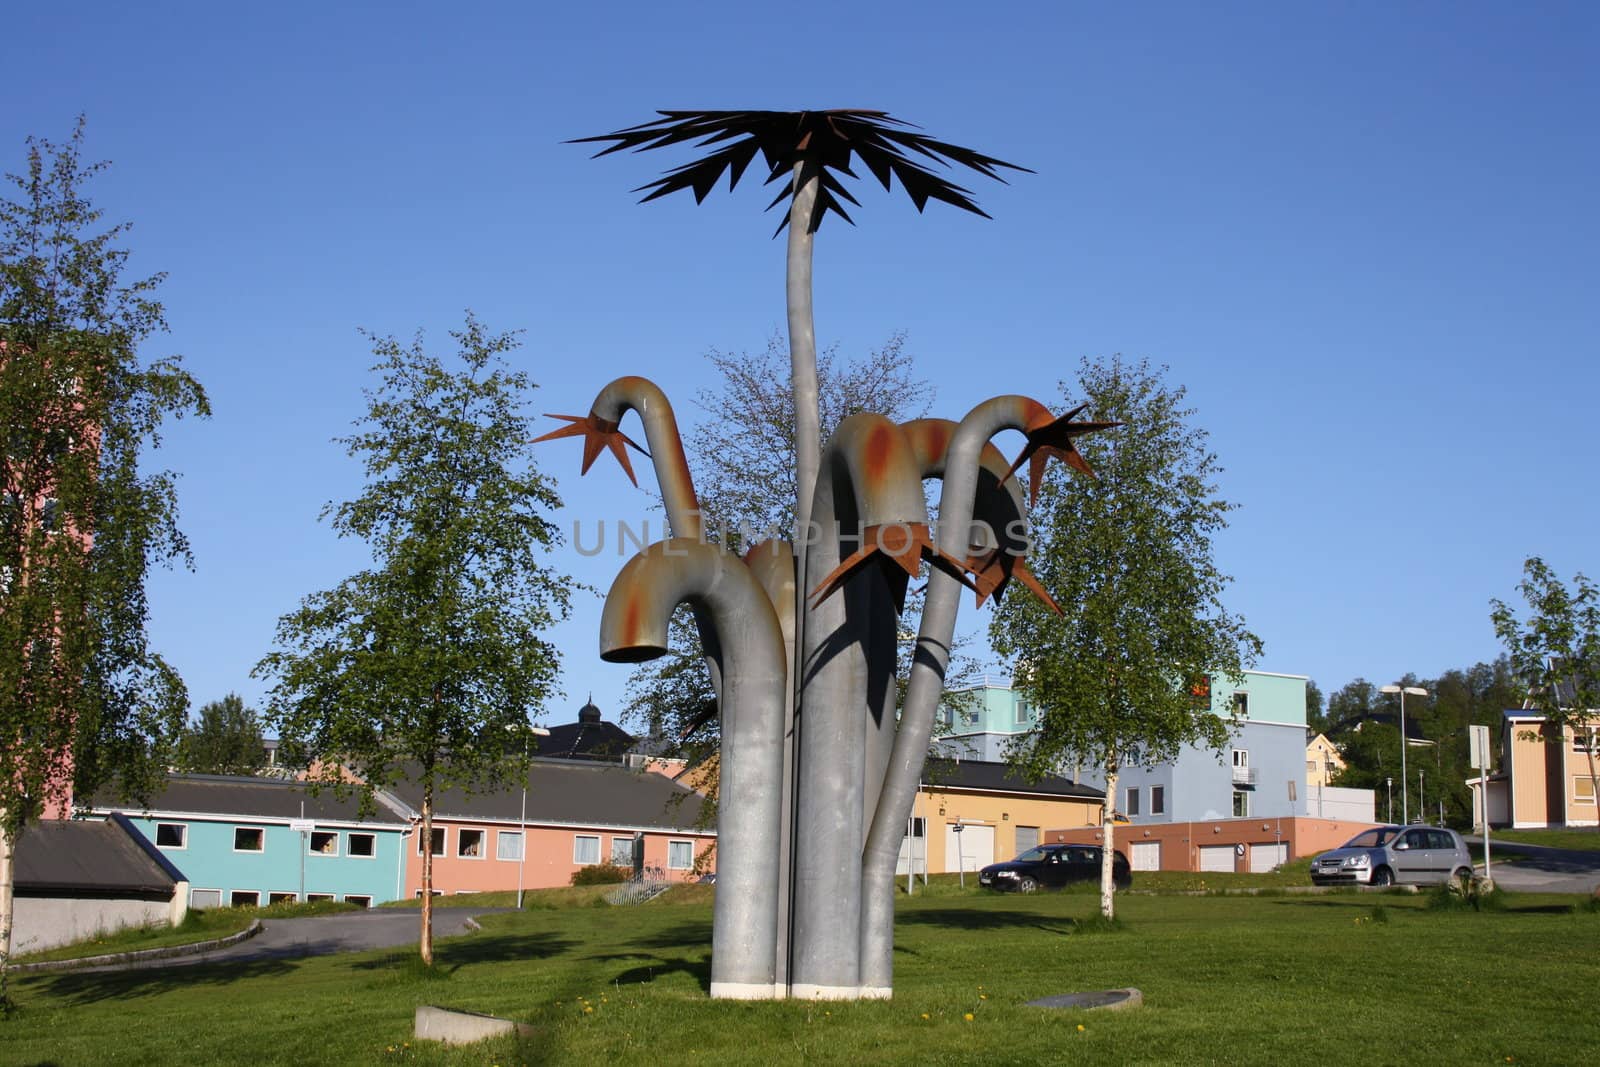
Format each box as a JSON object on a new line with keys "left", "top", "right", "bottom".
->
{"left": 1232, "top": 766, "right": 1258, "bottom": 787}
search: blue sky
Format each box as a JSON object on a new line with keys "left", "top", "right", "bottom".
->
{"left": 8, "top": 2, "right": 1596, "bottom": 727}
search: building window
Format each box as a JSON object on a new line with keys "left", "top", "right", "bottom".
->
{"left": 667, "top": 840, "right": 693, "bottom": 870}
{"left": 1306, "top": 760, "right": 1317, "bottom": 773}
{"left": 1233, "top": 692, "right": 1249, "bottom": 717}
{"left": 497, "top": 831, "right": 524, "bottom": 861}
{"left": 345, "top": 895, "right": 373, "bottom": 908}
{"left": 1232, "top": 791, "right": 1250, "bottom": 818}
{"left": 1189, "top": 674, "right": 1212, "bottom": 709}
{"left": 268, "top": 891, "right": 297, "bottom": 905}
{"left": 347, "top": 832, "right": 376, "bottom": 857}
{"left": 574, "top": 835, "right": 601, "bottom": 865}
{"left": 1151, "top": 786, "right": 1165, "bottom": 815}
{"left": 1575, "top": 777, "right": 1597, "bottom": 805}
{"left": 233, "top": 827, "right": 264, "bottom": 853}
{"left": 1574, "top": 727, "right": 1598, "bottom": 754}
{"left": 1232, "top": 749, "right": 1249, "bottom": 769}
{"left": 457, "top": 828, "right": 485, "bottom": 858}
{"left": 230, "top": 890, "right": 260, "bottom": 908}
{"left": 1015, "top": 699, "right": 1031, "bottom": 725}
{"left": 610, "top": 837, "right": 634, "bottom": 866}
{"left": 1125, "top": 787, "right": 1141, "bottom": 817}
{"left": 414, "top": 889, "right": 444, "bottom": 898}
{"left": 155, "top": 823, "right": 187, "bottom": 849}
{"left": 309, "top": 831, "right": 338, "bottom": 855}
{"left": 190, "top": 888, "right": 222, "bottom": 910}
{"left": 306, "top": 893, "right": 335, "bottom": 903}
{"left": 417, "top": 827, "right": 446, "bottom": 856}
{"left": 910, "top": 817, "right": 926, "bottom": 838}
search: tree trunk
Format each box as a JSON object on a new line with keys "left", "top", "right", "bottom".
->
{"left": 0, "top": 817, "right": 16, "bottom": 1010}
{"left": 1100, "top": 764, "right": 1119, "bottom": 920}
{"left": 420, "top": 791, "right": 434, "bottom": 967}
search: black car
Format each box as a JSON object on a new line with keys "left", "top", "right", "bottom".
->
{"left": 978, "top": 844, "right": 1132, "bottom": 893}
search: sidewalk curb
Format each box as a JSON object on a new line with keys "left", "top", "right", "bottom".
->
{"left": 12, "top": 919, "right": 264, "bottom": 975}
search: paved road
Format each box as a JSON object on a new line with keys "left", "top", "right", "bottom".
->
{"left": 1466, "top": 836, "right": 1600, "bottom": 894}
{"left": 86, "top": 908, "right": 500, "bottom": 973}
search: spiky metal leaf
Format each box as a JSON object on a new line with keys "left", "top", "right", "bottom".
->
{"left": 571, "top": 110, "right": 1031, "bottom": 234}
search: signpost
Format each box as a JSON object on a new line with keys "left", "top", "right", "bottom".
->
{"left": 292, "top": 807, "right": 313, "bottom": 902}
{"left": 1469, "top": 724, "right": 1492, "bottom": 885}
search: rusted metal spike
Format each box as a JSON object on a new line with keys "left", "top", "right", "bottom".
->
{"left": 532, "top": 412, "right": 649, "bottom": 488}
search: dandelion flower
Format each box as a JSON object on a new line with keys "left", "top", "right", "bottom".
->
{"left": 979, "top": 994, "right": 988, "bottom": 1000}
{"left": 1077, "top": 1024, "right": 1086, "bottom": 1032}
{"left": 584, "top": 1006, "right": 594, "bottom": 1014}
{"left": 964, "top": 1013, "right": 974, "bottom": 1022}
{"left": 921, "top": 1013, "right": 930, "bottom": 1020}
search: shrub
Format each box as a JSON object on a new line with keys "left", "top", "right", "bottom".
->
{"left": 570, "top": 863, "right": 630, "bottom": 886}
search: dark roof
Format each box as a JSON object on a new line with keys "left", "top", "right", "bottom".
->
{"left": 85, "top": 774, "right": 409, "bottom": 825}
{"left": 381, "top": 758, "right": 709, "bottom": 832}
{"left": 1326, "top": 713, "right": 1431, "bottom": 743}
{"left": 923, "top": 758, "right": 1104, "bottom": 800}
{"left": 14, "top": 814, "right": 184, "bottom": 895}
{"left": 533, "top": 717, "right": 638, "bottom": 762}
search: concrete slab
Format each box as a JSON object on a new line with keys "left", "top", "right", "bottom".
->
{"left": 414, "top": 1005, "right": 534, "bottom": 1046}
{"left": 1027, "top": 988, "right": 1143, "bottom": 1011}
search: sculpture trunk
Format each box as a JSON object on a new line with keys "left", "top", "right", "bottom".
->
{"left": 600, "top": 538, "right": 788, "bottom": 997}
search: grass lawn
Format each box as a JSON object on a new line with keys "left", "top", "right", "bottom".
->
{"left": 13, "top": 899, "right": 359, "bottom": 965}
{"left": 5, "top": 885, "right": 1597, "bottom": 1065}
{"left": 1489, "top": 827, "right": 1600, "bottom": 852}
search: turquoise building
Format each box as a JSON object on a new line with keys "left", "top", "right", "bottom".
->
{"left": 88, "top": 774, "right": 412, "bottom": 909}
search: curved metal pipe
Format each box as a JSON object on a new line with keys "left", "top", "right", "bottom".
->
{"left": 600, "top": 538, "right": 786, "bottom": 998}
{"left": 858, "top": 396, "right": 1055, "bottom": 996}
{"left": 791, "top": 414, "right": 927, "bottom": 999}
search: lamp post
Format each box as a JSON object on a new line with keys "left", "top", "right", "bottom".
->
{"left": 1380, "top": 685, "right": 1428, "bottom": 825}
{"left": 1385, "top": 777, "right": 1393, "bottom": 823}
{"left": 517, "top": 725, "right": 553, "bottom": 910}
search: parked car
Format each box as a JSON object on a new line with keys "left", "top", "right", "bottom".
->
{"left": 1309, "top": 825, "right": 1474, "bottom": 887}
{"left": 978, "top": 844, "right": 1131, "bottom": 893}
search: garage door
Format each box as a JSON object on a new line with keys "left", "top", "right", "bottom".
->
{"left": 1250, "top": 843, "right": 1287, "bottom": 873}
{"left": 945, "top": 823, "right": 994, "bottom": 872}
{"left": 1013, "top": 825, "right": 1040, "bottom": 856}
{"left": 1130, "top": 841, "right": 1161, "bottom": 872}
{"left": 1198, "top": 845, "right": 1235, "bottom": 873}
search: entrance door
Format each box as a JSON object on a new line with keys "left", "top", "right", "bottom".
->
{"left": 1198, "top": 845, "right": 1235, "bottom": 873}
{"left": 944, "top": 823, "right": 994, "bottom": 872}
{"left": 1130, "top": 841, "right": 1161, "bottom": 871}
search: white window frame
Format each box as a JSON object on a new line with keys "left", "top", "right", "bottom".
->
{"left": 1232, "top": 790, "right": 1250, "bottom": 818}
{"left": 1014, "top": 699, "right": 1031, "bottom": 725}
{"left": 308, "top": 830, "right": 339, "bottom": 856}
{"left": 456, "top": 827, "right": 486, "bottom": 860}
{"left": 346, "top": 832, "right": 377, "bottom": 858}
{"left": 155, "top": 822, "right": 188, "bottom": 850}
{"left": 416, "top": 827, "right": 447, "bottom": 856}
{"left": 1125, "top": 787, "right": 1141, "bottom": 816}
{"left": 496, "top": 831, "right": 524, "bottom": 862}
{"left": 1151, "top": 785, "right": 1165, "bottom": 815}
{"left": 573, "top": 834, "right": 601, "bottom": 866}
{"left": 229, "top": 890, "right": 260, "bottom": 908}
{"left": 610, "top": 836, "right": 634, "bottom": 866}
{"left": 344, "top": 895, "right": 373, "bottom": 908}
{"left": 667, "top": 839, "right": 694, "bottom": 871}
{"left": 189, "top": 887, "right": 222, "bottom": 909}
{"left": 233, "top": 826, "right": 265, "bottom": 853}
{"left": 1573, "top": 726, "right": 1598, "bottom": 754}
{"left": 1232, "top": 748, "right": 1249, "bottom": 769}
{"left": 1574, "top": 776, "right": 1597, "bottom": 805}
{"left": 305, "top": 893, "right": 335, "bottom": 903}
{"left": 1233, "top": 691, "right": 1249, "bottom": 717}
{"left": 268, "top": 891, "right": 298, "bottom": 905}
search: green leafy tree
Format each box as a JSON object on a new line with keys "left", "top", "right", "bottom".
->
{"left": 991, "top": 355, "right": 1261, "bottom": 918}
{"left": 255, "top": 315, "right": 572, "bottom": 964}
{"left": 177, "top": 693, "right": 265, "bottom": 775}
{"left": 0, "top": 119, "right": 207, "bottom": 1007}
{"left": 1491, "top": 557, "right": 1600, "bottom": 831}
{"left": 1305, "top": 679, "right": 1326, "bottom": 735}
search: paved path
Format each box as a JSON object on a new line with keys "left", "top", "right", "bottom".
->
{"left": 84, "top": 908, "right": 502, "bottom": 973}
{"left": 1465, "top": 836, "right": 1600, "bottom": 894}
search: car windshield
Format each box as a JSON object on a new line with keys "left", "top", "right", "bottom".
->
{"left": 1343, "top": 828, "right": 1400, "bottom": 848}
{"left": 1013, "top": 846, "right": 1052, "bottom": 863}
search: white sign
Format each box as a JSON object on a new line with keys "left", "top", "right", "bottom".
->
{"left": 1469, "top": 724, "right": 1491, "bottom": 770}
{"left": 289, "top": 819, "right": 315, "bottom": 833}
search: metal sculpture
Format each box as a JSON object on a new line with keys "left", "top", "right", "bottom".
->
{"left": 544, "top": 110, "right": 1116, "bottom": 1000}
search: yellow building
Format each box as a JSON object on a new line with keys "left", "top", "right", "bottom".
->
{"left": 900, "top": 758, "right": 1104, "bottom": 876}
{"left": 1487, "top": 711, "right": 1600, "bottom": 828}
{"left": 1305, "top": 733, "right": 1346, "bottom": 789}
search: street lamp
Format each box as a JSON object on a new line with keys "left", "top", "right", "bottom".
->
{"left": 1380, "top": 685, "right": 1428, "bottom": 825}
{"left": 1385, "top": 777, "right": 1393, "bottom": 823}
{"left": 517, "top": 725, "right": 553, "bottom": 909}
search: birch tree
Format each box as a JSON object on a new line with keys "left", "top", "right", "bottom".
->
{"left": 991, "top": 356, "right": 1260, "bottom": 918}
{"left": 0, "top": 119, "right": 207, "bottom": 1008}
{"left": 256, "top": 315, "right": 571, "bottom": 964}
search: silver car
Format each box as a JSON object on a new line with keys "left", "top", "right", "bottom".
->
{"left": 1310, "top": 825, "right": 1474, "bottom": 887}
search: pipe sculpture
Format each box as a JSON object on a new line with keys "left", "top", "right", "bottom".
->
{"left": 600, "top": 538, "right": 787, "bottom": 998}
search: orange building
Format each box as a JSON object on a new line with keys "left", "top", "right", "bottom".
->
{"left": 1047, "top": 816, "right": 1378, "bottom": 873}
{"left": 381, "top": 758, "right": 715, "bottom": 896}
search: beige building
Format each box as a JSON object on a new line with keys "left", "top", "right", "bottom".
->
{"left": 1305, "top": 733, "right": 1346, "bottom": 789}
{"left": 1477, "top": 712, "right": 1600, "bottom": 829}
{"left": 899, "top": 759, "right": 1103, "bottom": 876}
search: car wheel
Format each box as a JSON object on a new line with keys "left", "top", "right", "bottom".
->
{"left": 1370, "top": 866, "right": 1394, "bottom": 887}
{"left": 1016, "top": 875, "right": 1038, "bottom": 893}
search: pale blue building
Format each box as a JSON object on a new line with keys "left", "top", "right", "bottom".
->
{"left": 89, "top": 774, "right": 412, "bottom": 909}
{"left": 936, "top": 670, "right": 1313, "bottom": 825}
